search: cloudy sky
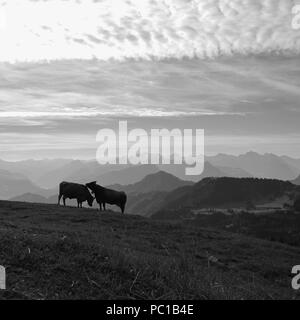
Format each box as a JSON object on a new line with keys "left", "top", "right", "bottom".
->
{"left": 0, "top": 0, "right": 300, "bottom": 160}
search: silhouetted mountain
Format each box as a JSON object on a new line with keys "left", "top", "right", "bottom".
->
{"left": 0, "top": 169, "right": 52, "bottom": 200}
{"left": 1, "top": 153, "right": 300, "bottom": 202}
{"left": 281, "top": 156, "right": 300, "bottom": 171}
{"left": 295, "top": 196, "right": 300, "bottom": 212}
{"left": 109, "top": 171, "right": 194, "bottom": 195}
{"left": 0, "top": 158, "right": 72, "bottom": 184}
{"left": 10, "top": 193, "right": 49, "bottom": 204}
{"left": 207, "top": 152, "right": 299, "bottom": 180}
{"left": 65, "top": 161, "right": 129, "bottom": 185}
{"left": 199, "top": 162, "right": 224, "bottom": 178}
{"left": 158, "top": 161, "right": 226, "bottom": 182}
{"left": 112, "top": 166, "right": 252, "bottom": 217}
{"left": 47, "top": 194, "right": 59, "bottom": 204}
{"left": 9, "top": 192, "right": 87, "bottom": 207}
{"left": 292, "top": 175, "right": 300, "bottom": 185}
{"left": 37, "top": 160, "right": 149, "bottom": 188}
{"left": 94, "top": 164, "right": 159, "bottom": 186}
{"left": 217, "top": 166, "right": 252, "bottom": 178}
{"left": 0, "top": 168, "right": 26, "bottom": 181}
{"left": 37, "top": 160, "right": 88, "bottom": 188}
{"left": 152, "top": 177, "right": 297, "bottom": 219}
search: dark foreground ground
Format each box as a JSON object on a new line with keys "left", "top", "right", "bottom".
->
{"left": 0, "top": 200, "right": 299, "bottom": 300}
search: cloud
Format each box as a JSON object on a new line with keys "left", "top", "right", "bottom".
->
{"left": 0, "top": 109, "right": 233, "bottom": 118}
{"left": 0, "top": 58, "right": 254, "bottom": 125}
{"left": 0, "top": 56, "right": 299, "bottom": 131}
{"left": 1, "top": 55, "right": 300, "bottom": 159}
{"left": 0, "top": 0, "right": 299, "bottom": 62}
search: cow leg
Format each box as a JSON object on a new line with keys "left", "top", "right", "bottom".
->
{"left": 120, "top": 202, "right": 126, "bottom": 214}
{"left": 103, "top": 203, "right": 106, "bottom": 211}
{"left": 58, "top": 194, "right": 62, "bottom": 206}
{"left": 63, "top": 196, "right": 66, "bottom": 207}
{"left": 99, "top": 203, "right": 102, "bottom": 211}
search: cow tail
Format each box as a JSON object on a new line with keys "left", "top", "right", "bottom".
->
{"left": 121, "top": 193, "right": 127, "bottom": 214}
{"left": 58, "top": 183, "right": 62, "bottom": 205}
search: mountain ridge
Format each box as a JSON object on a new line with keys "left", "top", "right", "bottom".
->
{"left": 108, "top": 170, "right": 194, "bottom": 195}
{"left": 152, "top": 177, "right": 298, "bottom": 219}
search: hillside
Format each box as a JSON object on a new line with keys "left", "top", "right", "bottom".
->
{"left": 189, "top": 211, "right": 300, "bottom": 247}
{"left": 0, "top": 200, "right": 299, "bottom": 300}
{"left": 126, "top": 191, "right": 169, "bottom": 217}
{"left": 153, "top": 177, "right": 298, "bottom": 219}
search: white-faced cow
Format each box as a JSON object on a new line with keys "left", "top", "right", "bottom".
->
{"left": 86, "top": 181, "right": 127, "bottom": 214}
{"left": 58, "top": 181, "right": 94, "bottom": 208}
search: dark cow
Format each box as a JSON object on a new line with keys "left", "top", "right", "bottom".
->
{"left": 86, "top": 181, "right": 127, "bottom": 214}
{"left": 58, "top": 181, "right": 94, "bottom": 208}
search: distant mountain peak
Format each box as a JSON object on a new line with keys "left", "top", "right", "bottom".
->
{"left": 292, "top": 174, "right": 300, "bottom": 185}
{"left": 144, "top": 170, "right": 181, "bottom": 180}
{"left": 242, "top": 151, "right": 260, "bottom": 157}
{"left": 152, "top": 177, "right": 297, "bottom": 219}
{"left": 207, "top": 152, "right": 299, "bottom": 181}
{"left": 109, "top": 170, "right": 193, "bottom": 195}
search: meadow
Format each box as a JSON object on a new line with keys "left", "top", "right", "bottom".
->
{"left": 0, "top": 200, "right": 299, "bottom": 300}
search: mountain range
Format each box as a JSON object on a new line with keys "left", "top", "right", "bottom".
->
{"left": 292, "top": 175, "right": 300, "bottom": 185}
{"left": 152, "top": 177, "right": 298, "bottom": 220}
{"left": 0, "top": 169, "right": 55, "bottom": 200}
{"left": 109, "top": 170, "right": 194, "bottom": 194}
{"left": 207, "top": 152, "right": 300, "bottom": 181}
{"left": 1, "top": 151, "right": 300, "bottom": 202}
{"left": 0, "top": 158, "right": 72, "bottom": 185}
{"left": 10, "top": 193, "right": 55, "bottom": 204}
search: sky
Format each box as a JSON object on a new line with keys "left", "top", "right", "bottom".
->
{"left": 0, "top": 0, "right": 300, "bottom": 160}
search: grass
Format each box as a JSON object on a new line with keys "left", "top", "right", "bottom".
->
{"left": 191, "top": 210, "right": 300, "bottom": 247}
{"left": 0, "top": 200, "right": 299, "bottom": 300}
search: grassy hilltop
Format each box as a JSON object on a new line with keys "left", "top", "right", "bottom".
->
{"left": 0, "top": 200, "right": 299, "bottom": 300}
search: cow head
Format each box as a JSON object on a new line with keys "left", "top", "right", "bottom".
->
{"left": 86, "top": 181, "right": 97, "bottom": 192}
{"left": 87, "top": 193, "right": 94, "bottom": 207}
{"left": 86, "top": 181, "right": 96, "bottom": 187}
{"left": 85, "top": 186, "right": 95, "bottom": 207}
